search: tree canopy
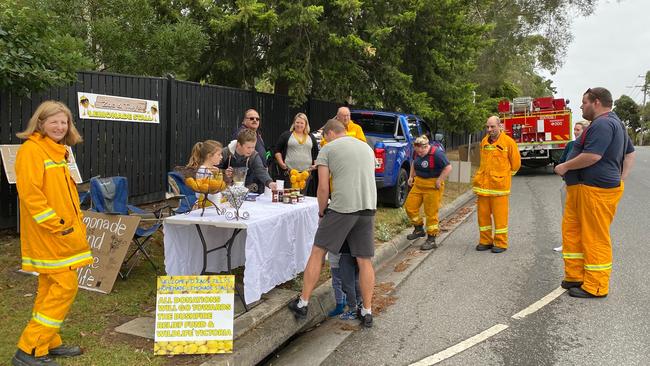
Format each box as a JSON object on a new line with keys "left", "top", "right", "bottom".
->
{"left": 614, "top": 95, "right": 641, "bottom": 131}
{"left": 0, "top": 0, "right": 597, "bottom": 132}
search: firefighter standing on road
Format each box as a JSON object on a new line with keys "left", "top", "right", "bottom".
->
{"left": 12, "top": 101, "right": 92, "bottom": 366}
{"left": 554, "top": 87, "right": 635, "bottom": 298}
{"left": 473, "top": 116, "right": 521, "bottom": 253}
{"left": 405, "top": 135, "right": 452, "bottom": 250}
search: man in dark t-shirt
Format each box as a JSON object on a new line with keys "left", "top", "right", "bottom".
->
{"left": 554, "top": 87, "right": 636, "bottom": 299}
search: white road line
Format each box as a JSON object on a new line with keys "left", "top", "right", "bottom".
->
{"left": 408, "top": 324, "right": 509, "bottom": 366}
{"left": 511, "top": 286, "right": 566, "bottom": 320}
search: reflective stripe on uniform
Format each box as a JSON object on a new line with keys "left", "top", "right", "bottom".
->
{"left": 584, "top": 263, "right": 612, "bottom": 271}
{"left": 511, "top": 171, "right": 517, "bottom": 176}
{"left": 32, "top": 312, "right": 63, "bottom": 328}
{"left": 44, "top": 159, "right": 67, "bottom": 170}
{"left": 473, "top": 187, "right": 510, "bottom": 196}
{"left": 494, "top": 227, "right": 508, "bottom": 234}
{"left": 33, "top": 208, "right": 56, "bottom": 224}
{"left": 426, "top": 224, "right": 439, "bottom": 232}
{"left": 22, "top": 251, "right": 93, "bottom": 270}
{"left": 479, "top": 225, "right": 492, "bottom": 231}
{"left": 483, "top": 145, "right": 497, "bottom": 150}
{"left": 563, "top": 252, "right": 584, "bottom": 259}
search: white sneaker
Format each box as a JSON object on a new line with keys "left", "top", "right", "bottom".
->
{"left": 553, "top": 246, "right": 562, "bottom": 252}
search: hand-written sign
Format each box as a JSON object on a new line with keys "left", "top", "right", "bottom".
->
{"left": 77, "top": 211, "right": 141, "bottom": 294}
{"left": 154, "top": 276, "right": 235, "bottom": 355}
{"left": 0, "top": 144, "right": 83, "bottom": 184}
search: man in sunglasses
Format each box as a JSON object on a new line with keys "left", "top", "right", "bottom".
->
{"left": 554, "top": 87, "right": 636, "bottom": 298}
{"left": 232, "top": 109, "right": 268, "bottom": 167}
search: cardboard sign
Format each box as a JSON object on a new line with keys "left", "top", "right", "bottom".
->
{"left": 154, "top": 275, "right": 235, "bottom": 355}
{"left": 448, "top": 161, "right": 472, "bottom": 183}
{"left": 78, "top": 92, "right": 160, "bottom": 123}
{"left": 77, "top": 211, "right": 141, "bottom": 294}
{"left": 0, "top": 144, "right": 83, "bottom": 184}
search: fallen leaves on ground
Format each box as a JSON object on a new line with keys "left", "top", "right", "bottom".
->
{"left": 405, "top": 249, "right": 426, "bottom": 257}
{"left": 439, "top": 205, "right": 474, "bottom": 231}
{"left": 393, "top": 259, "right": 411, "bottom": 272}
{"left": 338, "top": 322, "right": 361, "bottom": 331}
{"left": 372, "top": 282, "right": 397, "bottom": 315}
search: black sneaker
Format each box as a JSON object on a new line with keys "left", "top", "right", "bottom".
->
{"left": 491, "top": 246, "right": 507, "bottom": 253}
{"left": 407, "top": 226, "right": 425, "bottom": 240}
{"left": 12, "top": 349, "right": 60, "bottom": 366}
{"left": 360, "top": 313, "right": 373, "bottom": 328}
{"left": 420, "top": 235, "right": 437, "bottom": 250}
{"left": 48, "top": 345, "right": 82, "bottom": 357}
{"left": 287, "top": 298, "right": 308, "bottom": 320}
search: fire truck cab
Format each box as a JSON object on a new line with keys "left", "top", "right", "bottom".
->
{"left": 498, "top": 96, "right": 572, "bottom": 168}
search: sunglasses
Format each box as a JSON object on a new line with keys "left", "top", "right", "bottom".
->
{"left": 584, "top": 88, "right": 600, "bottom": 102}
{"left": 247, "top": 117, "right": 260, "bottom": 121}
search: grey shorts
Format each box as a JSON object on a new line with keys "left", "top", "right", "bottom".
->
{"left": 314, "top": 210, "right": 375, "bottom": 258}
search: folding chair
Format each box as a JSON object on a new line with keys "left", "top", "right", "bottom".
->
{"left": 89, "top": 176, "right": 163, "bottom": 278}
{"left": 77, "top": 175, "right": 100, "bottom": 210}
{"left": 167, "top": 171, "right": 197, "bottom": 215}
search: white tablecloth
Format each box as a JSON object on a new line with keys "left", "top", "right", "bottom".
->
{"left": 163, "top": 195, "right": 319, "bottom": 304}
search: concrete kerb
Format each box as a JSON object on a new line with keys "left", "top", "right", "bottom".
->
{"left": 201, "top": 189, "right": 477, "bottom": 366}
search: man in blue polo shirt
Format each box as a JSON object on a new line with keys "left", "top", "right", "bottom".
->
{"left": 554, "top": 87, "right": 636, "bottom": 298}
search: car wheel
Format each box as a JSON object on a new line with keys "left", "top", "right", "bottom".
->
{"left": 382, "top": 168, "right": 409, "bottom": 208}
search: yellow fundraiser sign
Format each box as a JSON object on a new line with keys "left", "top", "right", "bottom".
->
{"left": 154, "top": 275, "right": 234, "bottom": 355}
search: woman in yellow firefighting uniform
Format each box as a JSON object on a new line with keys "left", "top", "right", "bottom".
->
{"left": 404, "top": 135, "right": 452, "bottom": 250}
{"left": 12, "top": 101, "right": 93, "bottom": 366}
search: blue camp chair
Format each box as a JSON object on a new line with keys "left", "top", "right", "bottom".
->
{"left": 77, "top": 175, "right": 99, "bottom": 210}
{"left": 78, "top": 190, "right": 90, "bottom": 209}
{"left": 167, "top": 171, "right": 197, "bottom": 214}
{"left": 89, "top": 176, "right": 163, "bottom": 278}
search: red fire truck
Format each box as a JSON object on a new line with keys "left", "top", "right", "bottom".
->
{"left": 498, "top": 96, "right": 572, "bottom": 168}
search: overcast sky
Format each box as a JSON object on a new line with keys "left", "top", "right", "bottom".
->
{"left": 543, "top": 0, "right": 650, "bottom": 121}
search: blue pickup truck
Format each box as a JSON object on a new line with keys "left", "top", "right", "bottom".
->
{"left": 351, "top": 110, "right": 443, "bottom": 208}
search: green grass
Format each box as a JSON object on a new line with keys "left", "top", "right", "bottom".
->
{"left": 0, "top": 230, "right": 170, "bottom": 366}
{"left": 374, "top": 207, "right": 411, "bottom": 242}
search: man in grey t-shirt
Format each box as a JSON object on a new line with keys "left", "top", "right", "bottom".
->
{"left": 288, "top": 119, "right": 377, "bottom": 328}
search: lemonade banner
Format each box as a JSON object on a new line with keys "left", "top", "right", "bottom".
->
{"left": 77, "top": 92, "right": 160, "bottom": 123}
{"left": 154, "top": 275, "right": 235, "bottom": 355}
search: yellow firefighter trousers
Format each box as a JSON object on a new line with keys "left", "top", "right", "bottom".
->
{"left": 477, "top": 195, "right": 510, "bottom": 248}
{"left": 562, "top": 183, "right": 623, "bottom": 296}
{"left": 404, "top": 177, "right": 444, "bottom": 236}
{"left": 18, "top": 270, "right": 79, "bottom": 357}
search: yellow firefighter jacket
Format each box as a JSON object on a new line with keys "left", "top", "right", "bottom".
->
{"left": 472, "top": 132, "right": 521, "bottom": 196}
{"left": 320, "top": 120, "right": 367, "bottom": 146}
{"left": 15, "top": 133, "right": 93, "bottom": 273}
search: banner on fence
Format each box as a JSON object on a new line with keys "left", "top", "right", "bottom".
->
{"left": 0, "top": 144, "right": 83, "bottom": 184}
{"left": 77, "top": 211, "right": 141, "bottom": 294}
{"left": 77, "top": 92, "right": 160, "bottom": 123}
{"left": 154, "top": 275, "right": 235, "bottom": 355}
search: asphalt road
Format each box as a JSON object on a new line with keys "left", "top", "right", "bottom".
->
{"left": 319, "top": 146, "right": 650, "bottom": 366}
